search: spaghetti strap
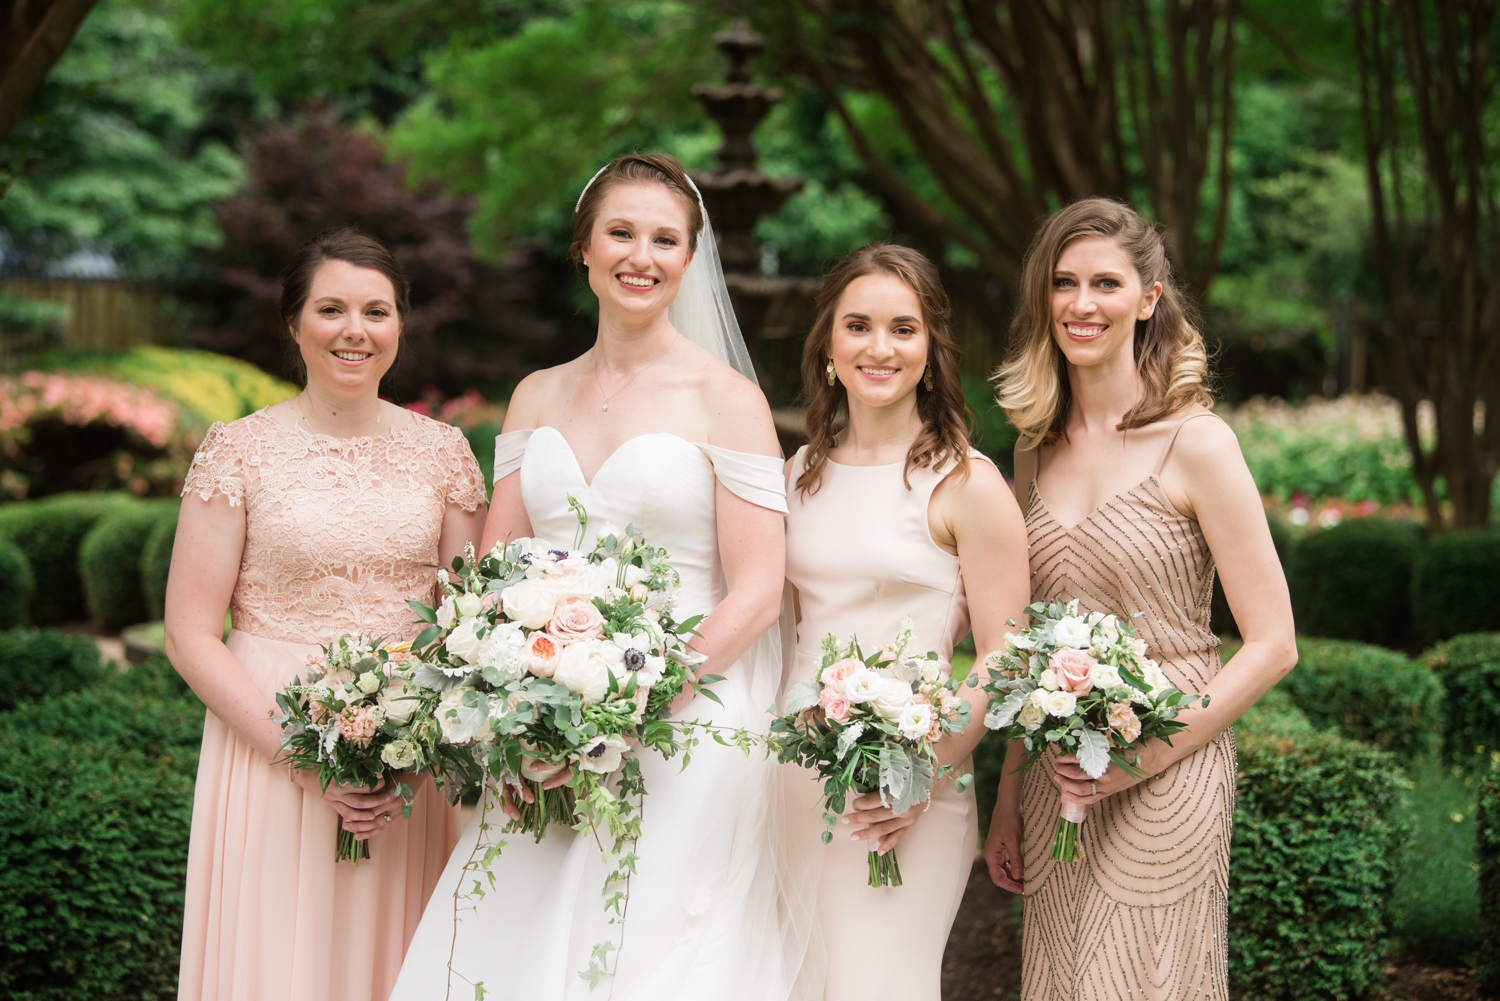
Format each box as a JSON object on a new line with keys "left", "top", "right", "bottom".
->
{"left": 1153, "top": 412, "right": 1219, "bottom": 476}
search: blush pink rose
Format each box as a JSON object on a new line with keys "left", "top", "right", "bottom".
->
{"left": 1108, "top": 700, "right": 1143, "bottom": 743}
{"left": 819, "top": 685, "right": 852, "bottom": 723}
{"left": 821, "top": 658, "right": 864, "bottom": 686}
{"left": 1048, "top": 647, "right": 1098, "bottom": 695}
{"left": 524, "top": 631, "right": 563, "bottom": 677}
{"left": 548, "top": 597, "right": 605, "bottom": 645}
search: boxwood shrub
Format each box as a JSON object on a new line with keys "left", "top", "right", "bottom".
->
{"left": 1478, "top": 770, "right": 1500, "bottom": 993}
{"left": 0, "top": 629, "right": 109, "bottom": 712}
{"left": 1228, "top": 729, "right": 1408, "bottom": 1000}
{"left": 1211, "top": 515, "right": 1290, "bottom": 636}
{"left": 1428, "top": 632, "right": 1500, "bottom": 768}
{"left": 0, "top": 540, "right": 34, "bottom": 629}
{"left": 1414, "top": 530, "right": 1500, "bottom": 645}
{"left": 1287, "top": 518, "right": 1419, "bottom": 646}
{"left": 0, "top": 494, "right": 132, "bottom": 625}
{"left": 140, "top": 509, "right": 177, "bottom": 622}
{"left": 0, "top": 657, "right": 201, "bottom": 1001}
{"left": 1278, "top": 638, "right": 1441, "bottom": 756}
{"left": 79, "top": 502, "right": 173, "bottom": 629}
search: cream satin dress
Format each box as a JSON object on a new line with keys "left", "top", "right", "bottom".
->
{"left": 175, "top": 411, "right": 485, "bottom": 1001}
{"left": 392, "top": 426, "right": 797, "bottom": 1001}
{"left": 780, "top": 446, "right": 988, "bottom": 1001}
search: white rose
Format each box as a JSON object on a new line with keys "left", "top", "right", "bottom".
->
{"left": 870, "top": 677, "right": 914, "bottom": 719}
{"left": 578, "top": 733, "right": 630, "bottom": 774}
{"left": 919, "top": 660, "right": 942, "bottom": 684}
{"left": 445, "top": 618, "right": 485, "bottom": 665}
{"left": 1017, "top": 699, "right": 1045, "bottom": 732}
{"left": 896, "top": 702, "right": 935, "bottom": 740}
{"left": 435, "top": 595, "right": 457, "bottom": 629}
{"left": 1090, "top": 663, "right": 1124, "bottom": 690}
{"left": 1100, "top": 615, "right": 1120, "bottom": 643}
{"left": 1039, "top": 689, "right": 1078, "bottom": 718}
{"left": 1052, "top": 615, "right": 1092, "bottom": 649}
{"left": 377, "top": 678, "right": 419, "bottom": 726}
{"left": 380, "top": 739, "right": 418, "bottom": 770}
{"left": 1039, "top": 669, "right": 1060, "bottom": 691}
{"left": 611, "top": 632, "right": 665, "bottom": 687}
{"left": 623, "top": 564, "right": 648, "bottom": 587}
{"left": 356, "top": 670, "right": 382, "bottom": 695}
{"left": 502, "top": 578, "right": 561, "bottom": 629}
{"left": 629, "top": 583, "right": 650, "bottom": 603}
{"left": 1141, "top": 659, "right": 1171, "bottom": 697}
{"left": 455, "top": 592, "right": 484, "bottom": 620}
{"left": 842, "top": 668, "right": 881, "bottom": 704}
{"left": 477, "top": 622, "right": 528, "bottom": 681}
{"left": 554, "top": 640, "right": 621, "bottom": 702}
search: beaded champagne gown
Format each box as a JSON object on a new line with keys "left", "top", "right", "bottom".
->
{"left": 780, "top": 447, "right": 986, "bottom": 1001}
{"left": 1014, "top": 413, "right": 1233, "bottom": 1001}
{"left": 175, "top": 410, "right": 487, "bottom": 1001}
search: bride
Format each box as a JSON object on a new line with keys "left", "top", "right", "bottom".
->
{"left": 390, "top": 153, "right": 794, "bottom": 1000}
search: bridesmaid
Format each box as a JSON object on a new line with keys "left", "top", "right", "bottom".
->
{"left": 782, "top": 243, "right": 1030, "bottom": 1000}
{"left": 165, "top": 229, "right": 487, "bottom": 1001}
{"left": 983, "top": 198, "right": 1296, "bottom": 1000}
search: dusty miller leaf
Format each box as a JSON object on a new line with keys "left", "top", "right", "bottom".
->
{"left": 986, "top": 689, "right": 1028, "bottom": 730}
{"left": 1077, "top": 729, "right": 1111, "bottom": 779}
{"left": 781, "top": 679, "right": 822, "bottom": 715}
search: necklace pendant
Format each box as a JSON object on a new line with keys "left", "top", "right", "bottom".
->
{"left": 601, "top": 401, "right": 609, "bottom": 412}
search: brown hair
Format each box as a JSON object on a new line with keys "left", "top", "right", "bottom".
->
{"left": 278, "top": 227, "right": 410, "bottom": 383}
{"left": 796, "top": 243, "right": 971, "bottom": 497}
{"left": 992, "top": 197, "right": 1211, "bottom": 449}
{"left": 570, "top": 152, "right": 704, "bottom": 264}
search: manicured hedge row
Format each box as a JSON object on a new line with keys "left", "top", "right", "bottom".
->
{"left": 1477, "top": 769, "right": 1500, "bottom": 993}
{"left": 141, "top": 511, "right": 178, "bottom": 622}
{"left": 0, "top": 494, "right": 132, "bottom": 625}
{"left": 0, "top": 540, "right": 34, "bottom": 630}
{"left": 1228, "top": 729, "right": 1408, "bottom": 1001}
{"left": 80, "top": 502, "right": 177, "bottom": 629}
{"left": 0, "top": 630, "right": 109, "bottom": 712}
{"left": 1280, "top": 638, "right": 1440, "bottom": 756}
{"left": 1428, "top": 632, "right": 1500, "bottom": 769}
{"left": 1415, "top": 530, "right": 1500, "bottom": 644}
{"left": 1289, "top": 519, "right": 1419, "bottom": 646}
{"left": 0, "top": 656, "right": 201, "bottom": 1001}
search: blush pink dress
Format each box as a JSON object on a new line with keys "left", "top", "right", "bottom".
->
{"left": 780, "top": 446, "right": 987, "bottom": 1001}
{"left": 175, "top": 410, "right": 486, "bottom": 1001}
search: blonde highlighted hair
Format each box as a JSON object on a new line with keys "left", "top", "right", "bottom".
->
{"left": 993, "top": 198, "right": 1212, "bottom": 449}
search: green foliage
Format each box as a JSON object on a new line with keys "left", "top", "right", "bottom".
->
{"left": 80, "top": 503, "right": 174, "bottom": 628}
{"left": 0, "top": 0, "right": 245, "bottom": 281}
{"left": 1288, "top": 518, "right": 1418, "bottom": 645}
{"left": 1210, "top": 514, "right": 1289, "bottom": 636}
{"left": 1478, "top": 768, "right": 1500, "bottom": 992}
{"left": 140, "top": 510, "right": 178, "bottom": 622}
{"left": 962, "top": 375, "right": 1017, "bottom": 477}
{"left": 1235, "top": 685, "right": 1317, "bottom": 738}
{"left": 1228, "top": 731, "right": 1408, "bottom": 1001}
{"left": 0, "top": 541, "right": 35, "bottom": 630}
{"left": 1279, "top": 638, "right": 1440, "bottom": 756}
{"left": 0, "top": 494, "right": 133, "bottom": 625}
{"left": 1413, "top": 531, "right": 1500, "bottom": 645}
{"left": 1428, "top": 633, "right": 1500, "bottom": 769}
{"left": 0, "top": 659, "right": 202, "bottom": 1000}
{"left": 1392, "top": 757, "right": 1479, "bottom": 966}
{"left": 38, "top": 347, "right": 297, "bottom": 426}
{"left": 0, "top": 629, "right": 109, "bottom": 713}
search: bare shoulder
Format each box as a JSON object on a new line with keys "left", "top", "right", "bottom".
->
{"left": 945, "top": 454, "right": 1019, "bottom": 512}
{"left": 502, "top": 360, "right": 582, "bottom": 432}
{"left": 695, "top": 349, "right": 777, "bottom": 455}
{"left": 1170, "top": 409, "right": 1244, "bottom": 472}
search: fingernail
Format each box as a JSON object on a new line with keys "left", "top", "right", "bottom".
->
{"left": 851, "top": 833, "right": 859, "bottom": 841}
{"left": 841, "top": 817, "right": 849, "bottom": 824}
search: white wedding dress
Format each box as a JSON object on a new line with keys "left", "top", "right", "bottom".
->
{"left": 390, "top": 425, "right": 794, "bottom": 1001}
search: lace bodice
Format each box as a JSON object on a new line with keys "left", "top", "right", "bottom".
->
{"left": 182, "top": 410, "right": 486, "bottom": 645}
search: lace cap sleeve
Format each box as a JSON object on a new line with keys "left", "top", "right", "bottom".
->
{"left": 442, "top": 424, "right": 488, "bottom": 512}
{"left": 182, "top": 421, "right": 247, "bottom": 507}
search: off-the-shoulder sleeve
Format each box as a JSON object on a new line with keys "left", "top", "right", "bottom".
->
{"left": 443, "top": 425, "right": 488, "bottom": 511}
{"left": 493, "top": 429, "right": 534, "bottom": 484}
{"left": 181, "top": 421, "right": 246, "bottom": 507}
{"left": 695, "top": 444, "right": 788, "bottom": 514}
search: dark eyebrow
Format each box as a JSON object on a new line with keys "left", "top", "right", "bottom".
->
{"left": 842, "top": 312, "right": 871, "bottom": 322}
{"left": 891, "top": 315, "right": 920, "bottom": 324}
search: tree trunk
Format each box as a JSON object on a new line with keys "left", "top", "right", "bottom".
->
{"left": 0, "top": 0, "right": 99, "bottom": 145}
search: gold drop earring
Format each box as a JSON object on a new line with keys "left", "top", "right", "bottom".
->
{"left": 826, "top": 358, "right": 837, "bottom": 386}
{"left": 923, "top": 364, "right": 934, "bottom": 391}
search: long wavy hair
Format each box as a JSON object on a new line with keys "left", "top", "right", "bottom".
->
{"left": 796, "top": 243, "right": 971, "bottom": 497}
{"left": 993, "top": 198, "right": 1212, "bottom": 449}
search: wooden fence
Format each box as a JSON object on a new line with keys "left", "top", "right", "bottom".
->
{"left": 0, "top": 279, "right": 168, "bottom": 358}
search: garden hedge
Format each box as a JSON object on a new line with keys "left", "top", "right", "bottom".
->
{"left": 1287, "top": 517, "right": 1419, "bottom": 646}
{"left": 0, "top": 629, "right": 109, "bottom": 712}
{"left": 1228, "top": 729, "right": 1408, "bottom": 1000}
{"left": 140, "top": 509, "right": 177, "bottom": 622}
{"left": 1210, "top": 515, "right": 1290, "bottom": 637}
{"left": 0, "top": 657, "right": 201, "bottom": 1001}
{"left": 80, "top": 502, "right": 174, "bottom": 629}
{"left": 0, "top": 494, "right": 132, "bottom": 625}
{"left": 1278, "top": 638, "right": 1441, "bottom": 756}
{"left": 0, "top": 540, "right": 34, "bottom": 629}
{"left": 1414, "top": 530, "right": 1500, "bottom": 645}
{"left": 1477, "top": 769, "right": 1500, "bottom": 993}
{"left": 1428, "top": 632, "right": 1500, "bottom": 768}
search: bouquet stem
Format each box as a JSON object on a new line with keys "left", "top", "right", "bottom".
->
{"left": 512, "top": 781, "right": 576, "bottom": 841}
{"left": 867, "top": 849, "right": 903, "bottom": 887}
{"left": 336, "top": 828, "right": 370, "bottom": 864}
{"left": 1048, "top": 817, "right": 1080, "bottom": 862}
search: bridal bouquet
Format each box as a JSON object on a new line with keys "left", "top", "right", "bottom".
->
{"left": 770, "top": 618, "right": 973, "bottom": 887}
{"left": 273, "top": 635, "right": 461, "bottom": 863}
{"left": 981, "top": 599, "right": 1209, "bottom": 862}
